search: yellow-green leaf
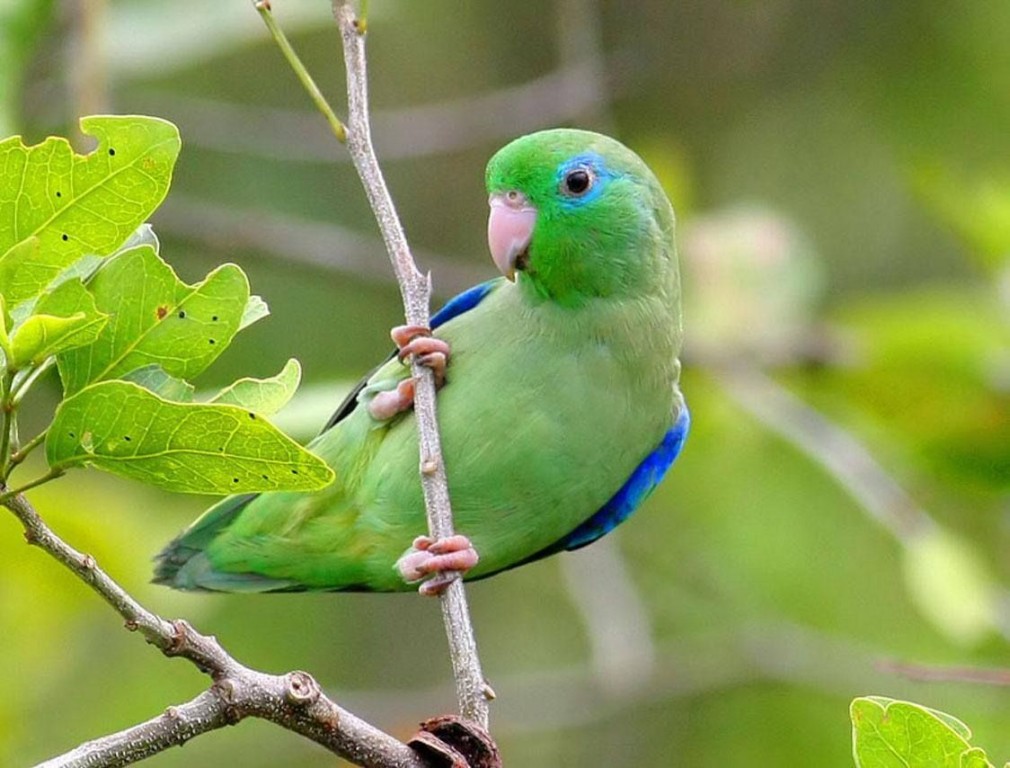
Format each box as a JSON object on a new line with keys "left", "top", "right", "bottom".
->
{"left": 0, "top": 115, "right": 180, "bottom": 304}
{"left": 46, "top": 380, "right": 334, "bottom": 494}
{"left": 8, "top": 278, "right": 109, "bottom": 369}
{"left": 57, "top": 245, "right": 249, "bottom": 394}
{"left": 851, "top": 697, "right": 995, "bottom": 768}
{"left": 210, "top": 358, "right": 301, "bottom": 415}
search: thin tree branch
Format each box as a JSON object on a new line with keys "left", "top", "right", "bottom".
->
{"left": 3, "top": 492, "right": 426, "bottom": 768}
{"left": 331, "top": 0, "right": 491, "bottom": 730}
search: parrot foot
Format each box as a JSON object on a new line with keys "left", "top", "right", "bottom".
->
{"left": 397, "top": 534, "right": 479, "bottom": 596}
{"left": 392, "top": 324, "right": 451, "bottom": 386}
{"left": 367, "top": 326, "right": 451, "bottom": 422}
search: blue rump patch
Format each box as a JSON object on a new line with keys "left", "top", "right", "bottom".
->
{"left": 560, "top": 405, "right": 691, "bottom": 551}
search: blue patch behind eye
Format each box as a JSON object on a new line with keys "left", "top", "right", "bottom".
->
{"left": 559, "top": 405, "right": 690, "bottom": 551}
{"left": 556, "top": 152, "right": 620, "bottom": 208}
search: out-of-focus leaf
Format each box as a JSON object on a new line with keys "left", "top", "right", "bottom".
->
{"left": 902, "top": 527, "right": 998, "bottom": 647}
{"left": 56, "top": 245, "right": 249, "bottom": 395}
{"left": 121, "top": 364, "right": 195, "bottom": 402}
{"left": 851, "top": 697, "right": 995, "bottom": 768}
{"left": 797, "top": 289, "right": 1010, "bottom": 495}
{"left": 914, "top": 165, "right": 1010, "bottom": 271}
{"left": 0, "top": 115, "right": 180, "bottom": 304}
{"left": 210, "top": 358, "right": 300, "bottom": 415}
{"left": 8, "top": 279, "right": 108, "bottom": 368}
{"left": 45, "top": 380, "right": 334, "bottom": 494}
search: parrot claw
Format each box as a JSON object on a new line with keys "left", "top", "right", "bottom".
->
{"left": 396, "top": 534, "right": 479, "bottom": 596}
{"left": 367, "top": 326, "right": 451, "bottom": 421}
{"left": 392, "top": 324, "right": 451, "bottom": 387}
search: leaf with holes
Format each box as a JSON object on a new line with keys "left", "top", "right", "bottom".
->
{"left": 46, "top": 381, "right": 334, "bottom": 494}
{"left": 209, "top": 358, "right": 301, "bottom": 415}
{"left": 0, "top": 115, "right": 180, "bottom": 305}
{"left": 56, "top": 244, "right": 257, "bottom": 395}
{"left": 9, "top": 279, "right": 108, "bottom": 369}
{"left": 851, "top": 697, "right": 996, "bottom": 768}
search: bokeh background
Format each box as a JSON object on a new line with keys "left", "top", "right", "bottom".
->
{"left": 2, "top": 0, "right": 1009, "bottom": 765}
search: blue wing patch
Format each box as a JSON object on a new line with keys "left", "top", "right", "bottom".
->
{"left": 430, "top": 279, "right": 498, "bottom": 329}
{"left": 561, "top": 405, "right": 690, "bottom": 551}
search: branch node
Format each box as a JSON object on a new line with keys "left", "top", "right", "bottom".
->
{"left": 124, "top": 618, "right": 139, "bottom": 632}
{"left": 285, "top": 670, "right": 322, "bottom": 707}
{"left": 421, "top": 458, "right": 438, "bottom": 476}
{"left": 164, "top": 705, "right": 180, "bottom": 720}
{"left": 81, "top": 553, "right": 96, "bottom": 570}
{"left": 408, "top": 715, "right": 501, "bottom": 768}
{"left": 481, "top": 683, "right": 497, "bottom": 701}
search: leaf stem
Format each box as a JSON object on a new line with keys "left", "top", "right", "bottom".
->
{"left": 0, "top": 369, "right": 14, "bottom": 480}
{"left": 10, "top": 356, "right": 54, "bottom": 405}
{"left": 9, "top": 428, "right": 48, "bottom": 467}
{"left": 253, "top": 1, "right": 348, "bottom": 144}
{"left": 0, "top": 467, "right": 65, "bottom": 504}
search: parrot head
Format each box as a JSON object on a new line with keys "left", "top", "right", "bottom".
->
{"left": 485, "top": 128, "right": 676, "bottom": 307}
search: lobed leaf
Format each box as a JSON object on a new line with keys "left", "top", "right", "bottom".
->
{"left": 56, "top": 245, "right": 249, "bottom": 394}
{"left": 0, "top": 115, "right": 180, "bottom": 304}
{"left": 209, "top": 358, "right": 301, "bottom": 415}
{"left": 851, "top": 697, "right": 995, "bottom": 768}
{"left": 45, "top": 380, "right": 334, "bottom": 494}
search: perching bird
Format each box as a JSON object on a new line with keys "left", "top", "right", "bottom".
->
{"left": 154, "top": 129, "right": 689, "bottom": 594}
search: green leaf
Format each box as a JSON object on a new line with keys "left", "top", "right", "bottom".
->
{"left": 902, "top": 527, "right": 998, "bottom": 647}
{"left": 851, "top": 697, "right": 995, "bottom": 768}
{"left": 121, "top": 364, "right": 195, "bottom": 402}
{"left": 0, "top": 115, "right": 181, "bottom": 304}
{"left": 240, "top": 294, "right": 270, "bottom": 330}
{"left": 8, "top": 278, "right": 109, "bottom": 369}
{"left": 209, "top": 358, "right": 300, "bottom": 415}
{"left": 45, "top": 380, "right": 334, "bottom": 494}
{"left": 56, "top": 245, "right": 249, "bottom": 394}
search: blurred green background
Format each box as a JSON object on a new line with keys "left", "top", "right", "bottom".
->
{"left": 2, "top": 0, "right": 1009, "bottom": 765}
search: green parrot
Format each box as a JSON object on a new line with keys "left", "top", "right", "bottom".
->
{"left": 154, "top": 128, "right": 688, "bottom": 594}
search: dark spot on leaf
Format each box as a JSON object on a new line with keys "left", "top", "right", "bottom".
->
{"left": 124, "top": 436, "right": 132, "bottom": 441}
{"left": 211, "top": 315, "right": 219, "bottom": 321}
{"left": 178, "top": 310, "right": 186, "bottom": 319}
{"left": 218, "top": 447, "right": 225, "bottom": 451}
{"left": 249, "top": 412, "right": 256, "bottom": 420}
{"left": 55, "top": 191, "right": 62, "bottom": 198}
{"left": 209, "top": 339, "right": 216, "bottom": 345}
{"left": 261, "top": 475, "right": 268, "bottom": 480}
{"left": 61, "top": 234, "right": 68, "bottom": 241}
{"left": 69, "top": 432, "right": 75, "bottom": 438}
{"left": 233, "top": 478, "right": 239, "bottom": 483}
{"left": 156, "top": 306, "right": 168, "bottom": 319}
{"left": 291, "top": 470, "right": 299, "bottom": 475}
{"left": 108, "top": 148, "right": 116, "bottom": 156}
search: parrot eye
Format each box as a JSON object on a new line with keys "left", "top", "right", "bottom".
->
{"left": 562, "top": 168, "right": 594, "bottom": 197}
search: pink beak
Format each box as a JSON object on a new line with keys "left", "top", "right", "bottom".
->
{"left": 487, "top": 192, "right": 537, "bottom": 281}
